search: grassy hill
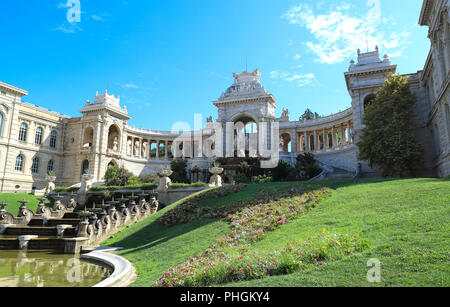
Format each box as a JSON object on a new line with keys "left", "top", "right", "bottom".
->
{"left": 100, "top": 178, "right": 449, "bottom": 286}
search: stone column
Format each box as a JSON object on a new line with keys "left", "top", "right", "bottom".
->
{"left": 303, "top": 131, "right": 308, "bottom": 152}
{"left": 340, "top": 123, "right": 344, "bottom": 149}
{"left": 331, "top": 126, "right": 335, "bottom": 150}
{"left": 347, "top": 120, "right": 352, "bottom": 144}
{"left": 313, "top": 130, "right": 317, "bottom": 152}
{"left": 322, "top": 128, "right": 326, "bottom": 151}
{"left": 165, "top": 140, "right": 168, "bottom": 160}
{"left": 156, "top": 141, "right": 160, "bottom": 160}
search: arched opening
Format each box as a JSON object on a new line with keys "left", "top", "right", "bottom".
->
{"left": 233, "top": 115, "right": 258, "bottom": 157}
{"left": 47, "top": 160, "right": 54, "bottom": 173}
{"left": 83, "top": 127, "right": 94, "bottom": 148}
{"left": 0, "top": 113, "right": 4, "bottom": 136}
{"left": 81, "top": 159, "right": 90, "bottom": 175}
{"left": 309, "top": 134, "right": 315, "bottom": 151}
{"left": 107, "top": 160, "right": 117, "bottom": 168}
{"left": 35, "top": 127, "right": 43, "bottom": 145}
{"left": 319, "top": 133, "right": 325, "bottom": 150}
{"left": 15, "top": 155, "right": 24, "bottom": 172}
{"left": 50, "top": 130, "right": 57, "bottom": 149}
{"left": 19, "top": 123, "right": 28, "bottom": 142}
{"left": 280, "top": 133, "right": 291, "bottom": 153}
{"left": 364, "top": 94, "right": 376, "bottom": 111}
{"left": 31, "top": 157, "right": 40, "bottom": 174}
{"left": 107, "top": 125, "right": 120, "bottom": 151}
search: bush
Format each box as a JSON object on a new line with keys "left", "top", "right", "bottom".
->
{"left": 104, "top": 166, "right": 134, "bottom": 186}
{"left": 127, "top": 176, "right": 140, "bottom": 186}
{"left": 271, "top": 161, "right": 297, "bottom": 182}
{"left": 138, "top": 174, "right": 159, "bottom": 184}
{"left": 254, "top": 174, "right": 273, "bottom": 184}
{"left": 53, "top": 186, "right": 79, "bottom": 193}
{"left": 233, "top": 173, "right": 250, "bottom": 183}
{"left": 170, "top": 159, "right": 189, "bottom": 183}
{"left": 295, "top": 153, "right": 322, "bottom": 179}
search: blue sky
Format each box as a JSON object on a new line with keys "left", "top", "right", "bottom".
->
{"left": 0, "top": 0, "right": 429, "bottom": 130}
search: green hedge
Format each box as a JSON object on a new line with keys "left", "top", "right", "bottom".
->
{"left": 53, "top": 187, "right": 80, "bottom": 193}
{"left": 55, "top": 182, "right": 207, "bottom": 193}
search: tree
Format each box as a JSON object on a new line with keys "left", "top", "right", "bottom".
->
{"left": 357, "top": 74, "right": 424, "bottom": 177}
{"left": 170, "top": 159, "right": 189, "bottom": 183}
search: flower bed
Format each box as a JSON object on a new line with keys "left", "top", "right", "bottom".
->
{"left": 154, "top": 184, "right": 367, "bottom": 287}
{"left": 157, "top": 231, "right": 369, "bottom": 287}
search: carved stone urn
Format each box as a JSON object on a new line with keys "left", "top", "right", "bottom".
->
{"left": 157, "top": 169, "right": 173, "bottom": 192}
{"left": 208, "top": 167, "right": 224, "bottom": 187}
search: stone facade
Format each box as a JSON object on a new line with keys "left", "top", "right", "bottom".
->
{"left": 0, "top": 0, "right": 448, "bottom": 192}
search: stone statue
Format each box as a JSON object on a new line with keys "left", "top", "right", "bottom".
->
{"left": 142, "top": 142, "right": 147, "bottom": 158}
{"left": 127, "top": 139, "right": 132, "bottom": 155}
{"left": 113, "top": 137, "right": 119, "bottom": 151}
{"left": 157, "top": 168, "right": 173, "bottom": 192}
{"left": 206, "top": 116, "right": 213, "bottom": 123}
{"left": 280, "top": 108, "right": 290, "bottom": 122}
{"left": 134, "top": 141, "right": 140, "bottom": 157}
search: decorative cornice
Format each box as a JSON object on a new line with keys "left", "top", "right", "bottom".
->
{"left": 0, "top": 81, "right": 28, "bottom": 97}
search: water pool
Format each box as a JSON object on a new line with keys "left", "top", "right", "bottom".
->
{"left": 0, "top": 250, "right": 111, "bottom": 287}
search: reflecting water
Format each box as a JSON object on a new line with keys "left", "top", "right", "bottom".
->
{"left": 0, "top": 250, "right": 111, "bottom": 287}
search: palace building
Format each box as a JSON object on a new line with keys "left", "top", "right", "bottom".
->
{"left": 0, "top": 0, "right": 448, "bottom": 192}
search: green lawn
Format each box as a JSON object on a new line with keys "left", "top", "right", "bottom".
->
{"left": 100, "top": 178, "right": 450, "bottom": 286}
{"left": 0, "top": 194, "right": 43, "bottom": 217}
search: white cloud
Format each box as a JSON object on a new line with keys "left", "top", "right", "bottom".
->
{"left": 270, "top": 70, "right": 316, "bottom": 87}
{"left": 53, "top": 23, "right": 82, "bottom": 34}
{"left": 283, "top": 1, "right": 411, "bottom": 64}
{"left": 123, "top": 83, "right": 139, "bottom": 89}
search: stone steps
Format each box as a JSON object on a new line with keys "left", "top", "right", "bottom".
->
{"left": 4, "top": 226, "right": 76, "bottom": 237}
{"left": 29, "top": 218, "right": 80, "bottom": 227}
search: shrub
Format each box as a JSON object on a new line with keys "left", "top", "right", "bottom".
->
{"left": 254, "top": 174, "right": 273, "bottom": 184}
{"left": 233, "top": 173, "right": 250, "bottom": 183}
{"left": 127, "top": 176, "right": 140, "bottom": 186}
{"left": 138, "top": 174, "right": 159, "bottom": 184}
{"left": 53, "top": 186, "right": 79, "bottom": 193}
{"left": 295, "top": 153, "right": 322, "bottom": 179}
{"left": 271, "top": 161, "right": 297, "bottom": 182}
{"left": 104, "top": 166, "right": 134, "bottom": 186}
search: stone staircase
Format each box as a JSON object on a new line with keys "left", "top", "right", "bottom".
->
{"left": 310, "top": 161, "right": 355, "bottom": 181}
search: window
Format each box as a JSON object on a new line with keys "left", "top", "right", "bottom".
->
{"left": 50, "top": 130, "right": 57, "bottom": 148}
{"left": 81, "top": 159, "right": 90, "bottom": 175}
{"left": 31, "top": 157, "right": 39, "bottom": 174}
{"left": 47, "top": 160, "right": 54, "bottom": 173}
{"left": 35, "top": 127, "right": 43, "bottom": 145}
{"left": 19, "top": 123, "right": 28, "bottom": 142}
{"left": 15, "top": 155, "right": 24, "bottom": 171}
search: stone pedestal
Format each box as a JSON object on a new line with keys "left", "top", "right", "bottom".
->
{"left": 208, "top": 167, "right": 224, "bottom": 187}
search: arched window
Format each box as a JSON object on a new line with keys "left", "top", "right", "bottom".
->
{"left": 15, "top": 155, "right": 24, "bottom": 171}
{"left": 0, "top": 113, "right": 3, "bottom": 136}
{"left": 19, "top": 123, "right": 28, "bottom": 142}
{"left": 50, "top": 131, "right": 57, "bottom": 148}
{"left": 364, "top": 94, "right": 376, "bottom": 111}
{"left": 81, "top": 159, "right": 90, "bottom": 175}
{"left": 35, "top": 127, "right": 43, "bottom": 145}
{"left": 47, "top": 160, "right": 54, "bottom": 173}
{"left": 31, "top": 157, "right": 39, "bottom": 174}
